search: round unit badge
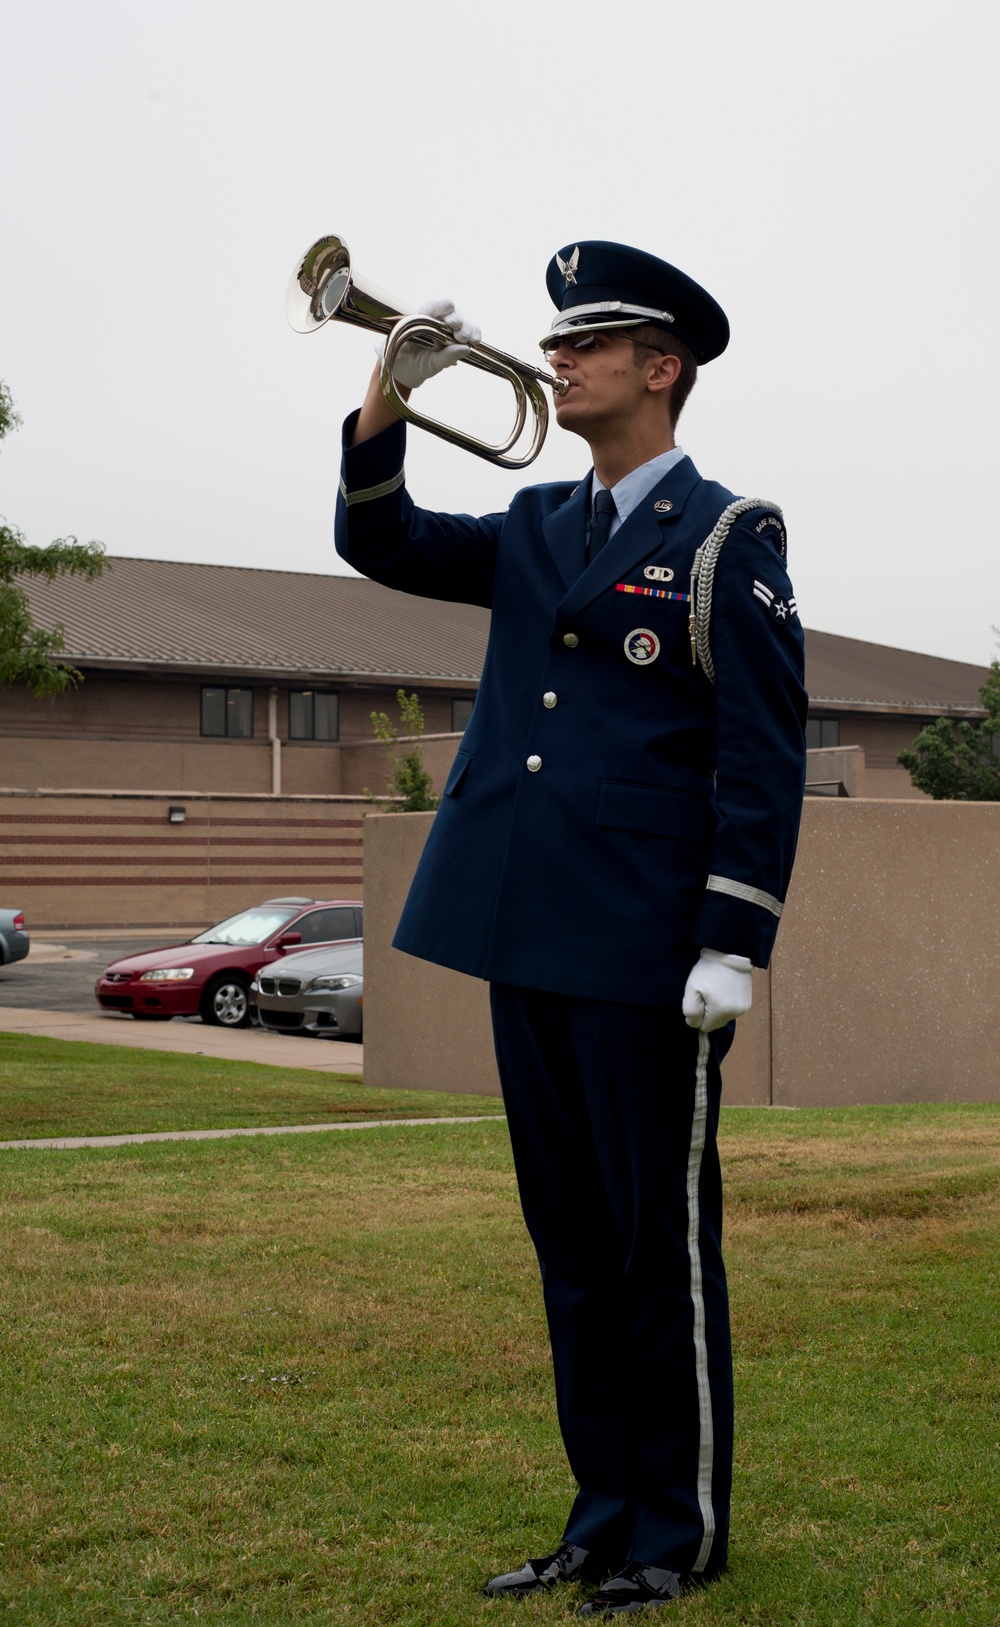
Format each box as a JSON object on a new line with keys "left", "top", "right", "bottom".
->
{"left": 624, "top": 628, "right": 661, "bottom": 665}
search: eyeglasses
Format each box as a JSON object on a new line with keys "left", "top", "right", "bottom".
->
{"left": 542, "top": 331, "right": 668, "bottom": 362}
{"left": 542, "top": 331, "right": 607, "bottom": 361}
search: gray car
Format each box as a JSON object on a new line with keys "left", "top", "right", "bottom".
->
{"left": 0, "top": 909, "right": 29, "bottom": 967}
{"left": 252, "top": 940, "right": 363, "bottom": 1039}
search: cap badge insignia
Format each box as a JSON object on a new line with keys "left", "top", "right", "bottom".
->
{"left": 624, "top": 627, "right": 661, "bottom": 665}
{"left": 644, "top": 565, "right": 675, "bottom": 583}
{"left": 653, "top": 499, "right": 673, "bottom": 513}
{"left": 556, "top": 246, "right": 580, "bottom": 286}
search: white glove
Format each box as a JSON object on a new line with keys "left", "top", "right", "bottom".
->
{"left": 682, "top": 948, "right": 753, "bottom": 1033}
{"left": 384, "top": 298, "right": 481, "bottom": 389}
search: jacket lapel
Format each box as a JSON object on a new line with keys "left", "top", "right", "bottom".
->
{"left": 542, "top": 479, "right": 590, "bottom": 591}
{"left": 557, "top": 456, "right": 702, "bottom": 622}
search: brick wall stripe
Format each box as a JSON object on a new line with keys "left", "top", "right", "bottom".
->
{"left": 0, "top": 814, "right": 365, "bottom": 828}
{"left": 9, "top": 876, "right": 366, "bottom": 887}
{"left": 2, "top": 859, "right": 364, "bottom": 872}
{"left": 6, "top": 835, "right": 363, "bottom": 848}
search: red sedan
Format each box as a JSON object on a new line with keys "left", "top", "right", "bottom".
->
{"left": 95, "top": 897, "right": 363, "bottom": 1028}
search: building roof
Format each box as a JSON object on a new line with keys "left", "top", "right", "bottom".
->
{"left": 24, "top": 554, "right": 989, "bottom": 714}
{"left": 24, "top": 556, "right": 490, "bottom": 688}
{"left": 805, "top": 628, "right": 987, "bottom": 716}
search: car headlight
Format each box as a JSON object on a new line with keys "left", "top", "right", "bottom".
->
{"left": 307, "top": 974, "right": 362, "bottom": 991}
{"left": 138, "top": 967, "right": 196, "bottom": 982}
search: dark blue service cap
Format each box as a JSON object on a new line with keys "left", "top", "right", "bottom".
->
{"left": 539, "top": 240, "right": 729, "bottom": 364}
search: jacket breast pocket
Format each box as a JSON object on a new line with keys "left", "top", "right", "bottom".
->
{"left": 443, "top": 748, "right": 472, "bottom": 798}
{"left": 596, "top": 779, "right": 712, "bottom": 843}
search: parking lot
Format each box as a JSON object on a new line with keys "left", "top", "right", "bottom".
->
{"left": 0, "top": 934, "right": 183, "bottom": 1016}
{"left": 0, "top": 933, "right": 365, "bottom": 1072}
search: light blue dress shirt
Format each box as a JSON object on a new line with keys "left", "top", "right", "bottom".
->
{"left": 591, "top": 446, "right": 686, "bottom": 542}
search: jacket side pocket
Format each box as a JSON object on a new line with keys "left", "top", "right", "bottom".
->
{"left": 443, "top": 749, "right": 473, "bottom": 798}
{"left": 596, "top": 779, "right": 712, "bottom": 843}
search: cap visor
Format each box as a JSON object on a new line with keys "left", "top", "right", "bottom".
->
{"left": 537, "top": 316, "right": 650, "bottom": 350}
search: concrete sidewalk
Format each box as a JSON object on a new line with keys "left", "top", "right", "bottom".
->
{"left": 0, "top": 1007, "right": 364, "bottom": 1072}
{"left": 0, "top": 1115, "right": 504, "bottom": 1152}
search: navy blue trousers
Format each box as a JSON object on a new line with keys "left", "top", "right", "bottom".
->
{"left": 489, "top": 985, "right": 733, "bottom": 1578}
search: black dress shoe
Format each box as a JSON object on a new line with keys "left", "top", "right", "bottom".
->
{"left": 576, "top": 1563, "right": 682, "bottom": 1615}
{"left": 484, "top": 1542, "right": 602, "bottom": 1597}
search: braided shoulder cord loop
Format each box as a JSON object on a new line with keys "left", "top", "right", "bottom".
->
{"left": 688, "top": 499, "right": 784, "bottom": 685}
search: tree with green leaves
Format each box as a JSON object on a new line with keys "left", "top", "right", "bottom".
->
{"left": 1, "top": 380, "right": 107, "bottom": 696}
{"left": 365, "top": 689, "right": 440, "bottom": 812}
{"left": 898, "top": 653, "right": 1000, "bottom": 800}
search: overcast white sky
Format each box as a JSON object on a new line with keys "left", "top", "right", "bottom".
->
{"left": 3, "top": 0, "right": 998, "bottom": 665}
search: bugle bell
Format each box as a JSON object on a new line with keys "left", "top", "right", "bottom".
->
{"left": 285, "top": 233, "right": 567, "bottom": 470}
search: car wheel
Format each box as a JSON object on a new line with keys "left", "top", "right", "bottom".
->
{"left": 201, "top": 974, "right": 251, "bottom": 1028}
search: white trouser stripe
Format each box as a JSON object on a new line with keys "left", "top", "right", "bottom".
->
{"left": 687, "top": 1030, "right": 716, "bottom": 1572}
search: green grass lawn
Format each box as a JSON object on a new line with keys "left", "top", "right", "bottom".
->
{"left": 1, "top": 1103, "right": 999, "bottom": 1624}
{"left": 0, "top": 1034, "right": 505, "bottom": 1139}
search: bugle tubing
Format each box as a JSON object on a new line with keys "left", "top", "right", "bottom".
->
{"left": 286, "top": 234, "right": 567, "bottom": 471}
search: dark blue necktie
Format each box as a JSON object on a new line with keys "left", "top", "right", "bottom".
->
{"left": 587, "top": 487, "right": 617, "bottom": 563}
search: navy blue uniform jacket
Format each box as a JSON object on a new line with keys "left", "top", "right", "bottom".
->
{"left": 336, "top": 414, "right": 808, "bottom": 1008}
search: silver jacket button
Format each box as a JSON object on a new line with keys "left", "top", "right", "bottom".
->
{"left": 543, "top": 692, "right": 558, "bottom": 708}
{"left": 526, "top": 755, "right": 542, "bottom": 772}
{"left": 562, "top": 632, "right": 579, "bottom": 648}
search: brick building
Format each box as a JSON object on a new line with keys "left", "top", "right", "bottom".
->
{"left": 0, "top": 557, "right": 990, "bottom": 927}
{"left": 2, "top": 555, "right": 988, "bottom": 800}
{"left": 3, "top": 557, "right": 483, "bottom": 797}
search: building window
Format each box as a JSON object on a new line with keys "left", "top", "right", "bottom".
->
{"left": 452, "top": 697, "right": 475, "bottom": 733}
{"left": 806, "top": 716, "right": 840, "bottom": 750}
{"left": 201, "top": 686, "right": 253, "bottom": 738}
{"left": 289, "top": 690, "right": 339, "bottom": 741}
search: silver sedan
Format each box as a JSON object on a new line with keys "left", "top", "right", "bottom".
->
{"left": 251, "top": 941, "right": 363, "bottom": 1039}
{"left": 0, "top": 908, "right": 29, "bottom": 967}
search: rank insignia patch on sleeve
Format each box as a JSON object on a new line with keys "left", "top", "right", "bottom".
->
{"left": 752, "top": 578, "right": 798, "bottom": 621}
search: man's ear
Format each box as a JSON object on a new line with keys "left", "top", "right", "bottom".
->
{"left": 646, "top": 352, "right": 682, "bottom": 396}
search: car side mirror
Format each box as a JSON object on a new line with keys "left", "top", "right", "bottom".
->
{"left": 275, "top": 932, "right": 302, "bottom": 949}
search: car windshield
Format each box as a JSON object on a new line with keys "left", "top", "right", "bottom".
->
{"left": 191, "top": 906, "right": 301, "bottom": 947}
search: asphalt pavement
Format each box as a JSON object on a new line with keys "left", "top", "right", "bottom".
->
{"left": 0, "top": 935, "right": 186, "bottom": 1016}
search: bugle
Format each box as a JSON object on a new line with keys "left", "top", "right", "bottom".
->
{"left": 285, "top": 234, "right": 567, "bottom": 470}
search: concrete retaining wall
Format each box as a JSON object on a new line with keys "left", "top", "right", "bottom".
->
{"left": 363, "top": 812, "right": 496, "bottom": 1096}
{"left": 0, "top": 790, "right": 368, "bottom": 929}
{"left": 0, "top": 735, "right": 461, "bottom": 930}
{"left": 363, "top": 800, "right": 1000, "bottom": 1106}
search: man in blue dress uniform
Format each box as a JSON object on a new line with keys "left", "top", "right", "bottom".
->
{"left": 336, "top": 242, "right": 807, "bottom": 1616}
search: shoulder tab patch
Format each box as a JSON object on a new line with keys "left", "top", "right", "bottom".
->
{"left": 754, "top": 512, "right": 787, "bottom": 555}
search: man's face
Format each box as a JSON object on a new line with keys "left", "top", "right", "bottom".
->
{"left": 545, "top": 330, "right": 658, "bottom": 439}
